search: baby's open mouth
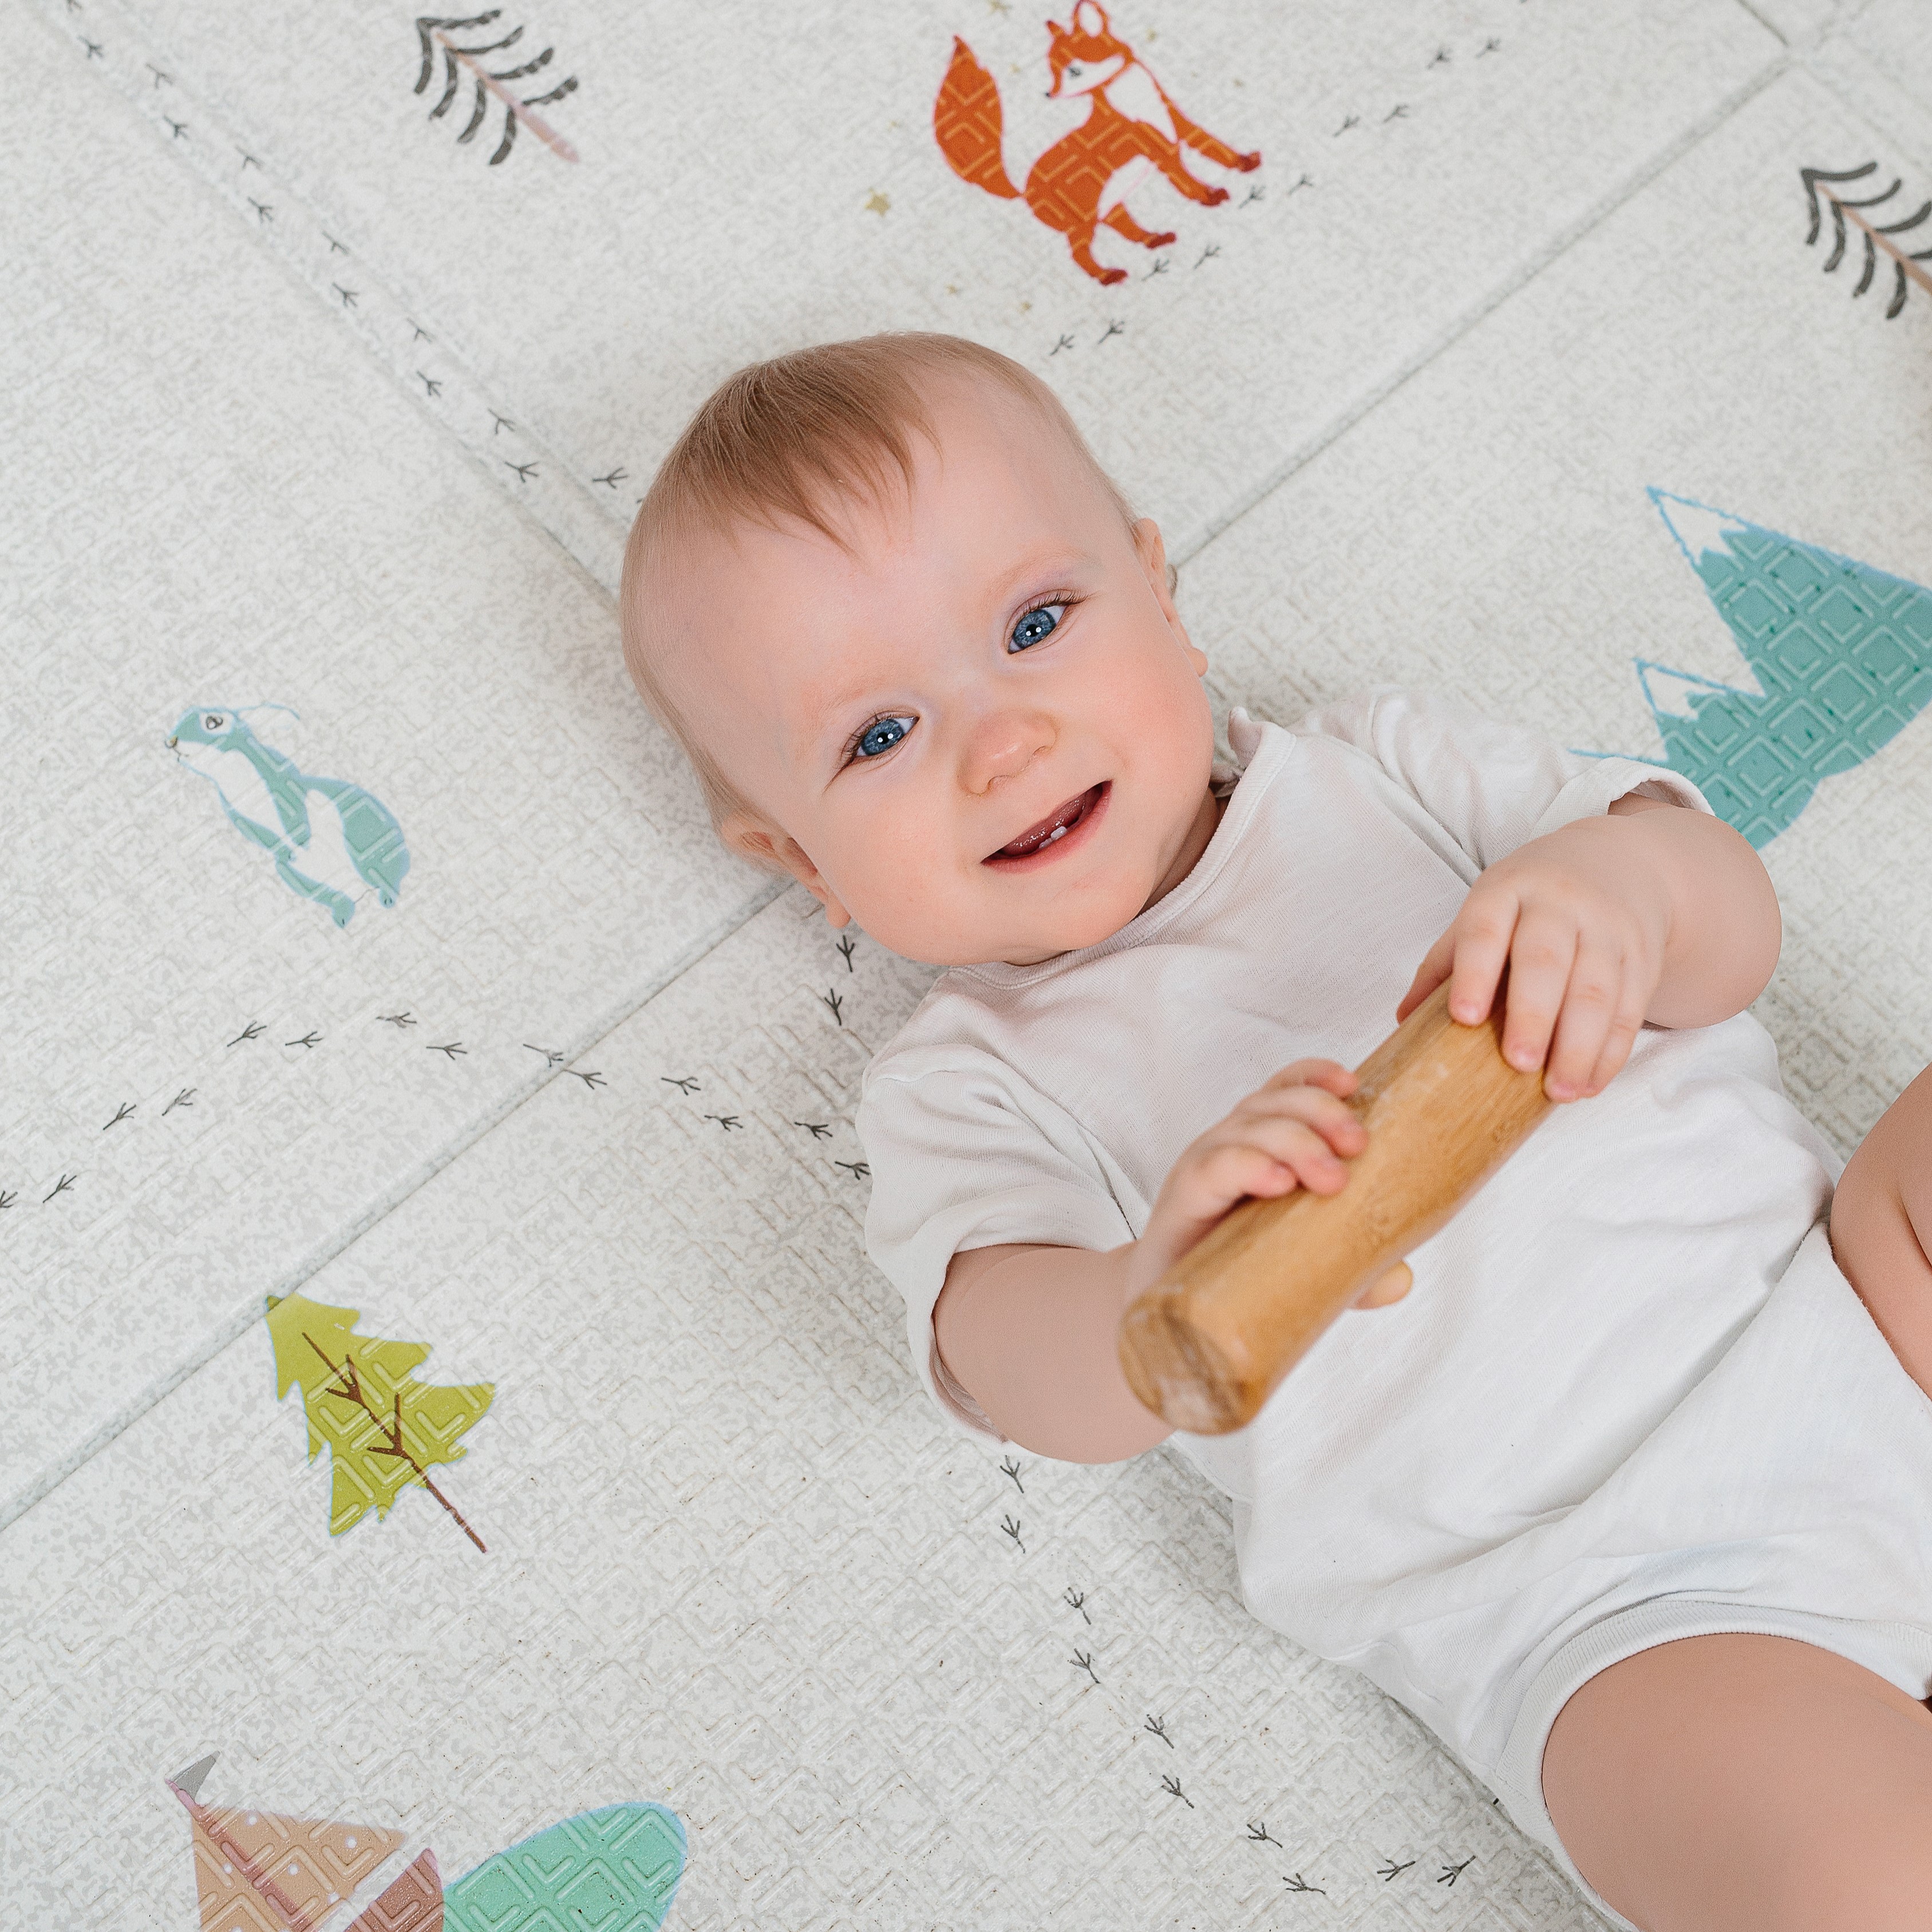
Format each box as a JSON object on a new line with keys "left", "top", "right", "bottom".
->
{"left": 985, "top": 782, "right": 1109, "bottom": 864}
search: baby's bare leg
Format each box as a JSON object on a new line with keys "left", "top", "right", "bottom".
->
{"left": 1540, "top": 1082, "right": 1932, "bottom": 1927}
{"left": 1543, "top": 1634, "right": 1932, "bottom": 1930}
{"left": 1829, "top": 1061, "right": 1932, "bottom": 1398}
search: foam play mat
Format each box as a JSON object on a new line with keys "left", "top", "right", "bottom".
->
{"left": 5, "top": 0, "right": 1930, "bottom": 1923}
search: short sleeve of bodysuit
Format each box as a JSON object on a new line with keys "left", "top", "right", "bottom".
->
{"left": 858, "top": 687, "right": 1713, "bottom": 1445}
{"left": 859, "top": 1042, "right": 1134, "bottom": 1443}
{"left": 1293, "top": 687, "right": 1712, "bottom": 869}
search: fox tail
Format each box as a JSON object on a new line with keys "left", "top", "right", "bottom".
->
{"left": 934, "top": 37, "right": 1020, "bottom": 199}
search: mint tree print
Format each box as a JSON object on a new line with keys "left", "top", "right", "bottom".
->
{"left": 1634, "top": 492, "right": 1932, "bottom": 847}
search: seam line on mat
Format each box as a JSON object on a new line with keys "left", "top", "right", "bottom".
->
{"left": 33, "top": 0, "right": 1801, "bottom": 603}
{"left": 8, "top": 0, "right": 1799, "bottom": 1518}
{"left": 1804, "top": 35, "right": 1932, "bottom": 179}
{"left": 21, "top": 0, "right": 631, "bottom": 603}
{"left": 1171, "top": 43, "right": 1793, "bottom": 569}
{"left": 1730, "top": 1, "right": 1800, "bottom": 49}
{"left": 0, "top": 878, "right": 785, "bottom": 1534}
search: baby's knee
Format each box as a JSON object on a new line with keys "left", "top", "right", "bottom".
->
{"left": 1546, "top": 1637, "right": 1932, "bottom": 1932}
{"left": 1772, "top": 1833, "right": 1932, "bottom": 1932}
{"left": 1830, "top": 1082, "right": 1932, "bottom": 1398}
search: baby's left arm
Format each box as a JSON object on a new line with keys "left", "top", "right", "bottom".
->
{"left": 1396, "top": 795, "right": 1781, "bottom": 1101}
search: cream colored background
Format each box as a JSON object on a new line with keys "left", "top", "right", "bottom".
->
{"left": 5, "top": 0, "right": 1930, "bottom": 1925}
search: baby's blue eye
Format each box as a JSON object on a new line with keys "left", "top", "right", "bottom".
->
{"left": 854, "top": 714, "right": 914, "bottom": 760}
{"left": 1010, "top": 603, "right": 1064, "bottom": 652}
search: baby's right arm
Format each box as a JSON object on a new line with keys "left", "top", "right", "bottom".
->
{"left": 934, "top": 1060, "right": 1396, "bottom": 1462}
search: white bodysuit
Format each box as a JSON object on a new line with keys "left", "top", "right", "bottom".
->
{"left": 856, "top": 689, "right": 1932, "bottom": 1927}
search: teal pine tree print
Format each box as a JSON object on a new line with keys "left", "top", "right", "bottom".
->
{"left": 1638, "top": 491, "right": 1932, "bottom": 846}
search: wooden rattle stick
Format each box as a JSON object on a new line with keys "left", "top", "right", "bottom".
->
{"left": 1117, "top": 978, "right": 1554, "bottom": 1436}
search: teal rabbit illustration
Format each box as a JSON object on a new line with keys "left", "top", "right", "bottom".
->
{"left": 166, "top": 705, "right": 409, "bottom": 926}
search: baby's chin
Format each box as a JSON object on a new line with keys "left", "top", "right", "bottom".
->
{"left": 854, "top": 876, "right": 1153, "bottom": 970}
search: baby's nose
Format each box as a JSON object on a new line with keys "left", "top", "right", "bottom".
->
{"left": 962, "top": 710, "right": 1056, "bottom": 792}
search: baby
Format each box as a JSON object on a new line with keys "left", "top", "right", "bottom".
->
{"left": 621, "top": 332, "right": 1932, "bottom": 1931}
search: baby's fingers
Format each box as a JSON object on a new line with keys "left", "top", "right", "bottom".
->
{"left": 1500, "top": 908, "right": 1578, "bottom": 1076}
{"left": 1581, "top": 974, "right": 1650, "bottom": 1098}
{"left": 1262, "top": 1058, "right": 1358, "bottom": 1099}
{"left": 1228, "top": 1113, "right": 1358, "bottom": 1196}
{"left": 1354, "top": 1261, "right": 1413, "bottom": 1309}
{"left": 1396, "top": 929, "right": 1455, "bottom": 1023}
{"left": 1240, "top": 1080, "right": 1366, "bottom": 1160}
{"left": 1206, "top": 1110, "right": 1358, "bottom": 1198}
{"left": 1171, "top": 1140, "right": 1313, "bottom": 1227}
{"left": 1542, "top": 939, "right": 1623, "bottom": 1100}
{"left": 1445, "top": 887, "right": 1522, "bottom": 1030}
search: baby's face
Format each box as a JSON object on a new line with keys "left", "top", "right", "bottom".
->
{"left": 658, "top": 380, "right": 1217, "bottom": 966}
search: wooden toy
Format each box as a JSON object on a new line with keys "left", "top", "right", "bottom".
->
{"left": 1117, "top": 980, "right": 1554, "bottom": 1434}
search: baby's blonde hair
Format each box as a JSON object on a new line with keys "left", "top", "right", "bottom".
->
{"left": 619, "top": 331, "right": 1147, "bottom": 833}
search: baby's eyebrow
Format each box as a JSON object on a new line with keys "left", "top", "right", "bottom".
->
{"left": 791, "top": 674, "right": 891, "bottom": 769}
{"left": 809, "top": 664, "right": 899, "bottom": 729}
{"left": 993, "top": 546, "right": 1086, "bottom": 600}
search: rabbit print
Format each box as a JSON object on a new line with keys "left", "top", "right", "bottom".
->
{"left": 167, "top": 705, "right": 409, "bottom": 927}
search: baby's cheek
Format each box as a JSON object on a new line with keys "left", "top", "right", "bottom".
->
{"left": 821, "top": 795, "right": 957, "bottom": 938}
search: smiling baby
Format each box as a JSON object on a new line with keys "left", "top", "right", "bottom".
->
{"left": 621, "top": 333, "right": 1932, "bottom": 1931}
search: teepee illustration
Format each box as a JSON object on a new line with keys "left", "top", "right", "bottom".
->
{"left": 1637, "top": 491, "right": 1932, "bottom": 846}
{"left": 167, "top": 1756, "right": 429, "bottom": 1932}
{"left": 169, "top": 1756, "right": 686, "bottom": 1932}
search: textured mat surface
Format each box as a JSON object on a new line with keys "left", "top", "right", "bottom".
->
{"left": 0, "top": 894, "right": 1603, "bottom": 1931}
{"left": 26, "top": 0, "right": 1779, "bottom": 586}
{"left": 1811, "top": 0, "right": 1932, "bottom": 169}
{"left": 1183, "top": 66, "right": 1932, "bottom": 1157}
{"left": 0, "top": 13, "right": 770, "bottom": 1519}
{"left": 6, "top": 0, "right": 1931, "bottom": 1927}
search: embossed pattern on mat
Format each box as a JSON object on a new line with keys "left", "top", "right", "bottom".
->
{"left": 0, "top": 13, "right": 770, "bottom": 1520}
{"left": 0, "top": 895, "right": 1607, "bottom": 1932}
{"left": 7, "top": 1, "right": 1932, "bottom": 1927}
{"left": 26, "top": 0, "right": 1779, "bottom": 584}
{"left": 1183, "top": 69, "right": 1932, "bottom": 1156}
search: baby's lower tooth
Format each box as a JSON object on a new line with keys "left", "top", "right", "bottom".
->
{"left": 1048, "top": 824, "right": 1066, "bottom": 840}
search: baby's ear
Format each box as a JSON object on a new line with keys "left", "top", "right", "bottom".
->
{"left": 717, "top": 810, "right": 782, "bottom": 871}
{"left": 718, "top": 812, "right": 854, "bottom": 929}
{"left": 1132, "top": 517, "right": 1206, "bottom": 675}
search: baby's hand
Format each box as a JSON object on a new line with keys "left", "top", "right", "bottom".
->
{"left": 1396, "top": 810, "right": 1675, "bottom": 1102}
{"left": 1125, "top": 1061, "right": 1401, "bottom": 1306}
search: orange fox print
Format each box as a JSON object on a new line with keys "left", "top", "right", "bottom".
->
{"left": 934, "top": 1, "right": 1260, "bottom": 286}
